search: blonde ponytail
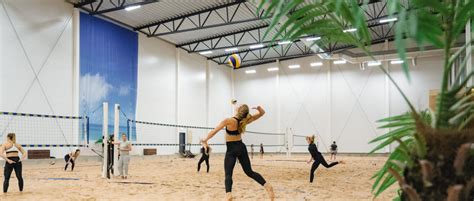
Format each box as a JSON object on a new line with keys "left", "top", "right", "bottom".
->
{"left": 238, "top": 114, "right": 252, "bottom": 134}
{"left": 236, "top": 104, "right": 251, "bottom": 134}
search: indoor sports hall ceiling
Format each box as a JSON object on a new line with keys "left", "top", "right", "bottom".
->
{"left": 68, "top": 0, "right": 407, "bottom": 68}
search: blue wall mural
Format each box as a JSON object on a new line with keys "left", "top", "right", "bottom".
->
{"left": 79, "top": 13, "right": 137, "bottom": 142}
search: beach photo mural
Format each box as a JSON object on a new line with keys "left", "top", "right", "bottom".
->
{"left": 79, "top": 13, "right": 138, "bottom": 143}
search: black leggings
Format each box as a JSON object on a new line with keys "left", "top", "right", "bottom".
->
{"left": 197, "top": 155, "right": 210, "bottom": 173}
{"left": 64, "top": 155, "right": 75, "bottom": 171}
{"left": 3, "top": 157, "right": 23, "bottom": 193}
{"left": 310, "top": 154, "right": 339, "bottom": 183}
{"left": 224, "top": 141, "right": 266, "bottom": 192}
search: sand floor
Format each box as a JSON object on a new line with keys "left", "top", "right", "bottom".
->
{"left": 0, "top": 154, "right": 397, "bottom": 200}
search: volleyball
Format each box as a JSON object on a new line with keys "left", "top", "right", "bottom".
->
{"left": 228, "top": 54, "right": 241, "bottom": 68}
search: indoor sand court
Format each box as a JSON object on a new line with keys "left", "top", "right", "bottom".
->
{"left": 1, "top": 0, "right": 473, "bottom": 200}
{"left": 1, "top": 155, "right": 396, "bottom": 200}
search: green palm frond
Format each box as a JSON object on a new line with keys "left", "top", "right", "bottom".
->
{"left": 370, "top": 111, "right": 431, "bottom": 197}
{"left": 255, "top": 0, "right": 474, "bottom": 199}
{"left": 256, "top": 0, "right": 419, "bottom": 113}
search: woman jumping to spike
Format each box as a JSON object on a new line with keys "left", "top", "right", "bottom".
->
{"left": 202, "top": 104, "right": 275, "bottom": 201}
{"left": 0, "top": 133, "right": 27, "bottom": 193}
{"left": 306, "top": 135, "right": 343, "bottom": 183}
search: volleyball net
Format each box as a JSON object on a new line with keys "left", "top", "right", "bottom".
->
{"left": 0, "top": 103, "right": 291, "bottom": 158}
{"left": 0, "top": 111, "right": 88, "bottom": 156}
{"left": 120, "top": 110, "right": 286, "bottom": 154}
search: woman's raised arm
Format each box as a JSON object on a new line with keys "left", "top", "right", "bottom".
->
{"left": 201, "top": 119, "right": 229, "bottom": 146}
{"left": 248, "top": 106, "right": 265, "bottom": 124}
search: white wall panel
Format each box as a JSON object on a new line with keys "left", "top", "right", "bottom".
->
{"left": 389, "top": 57, "right": 444, "bottom": 115}
{"left": 0, "top": 0, "right": 76, "bottom": 157}
{"left": 331, "top": 62, "right": 387, "bottom": 153}
{"left": 0, "top": 0, "right": 74, "bottom": 115}
{"left": 208, "top": 62, "right": 233, "bottom": 153}
{"left": 136, "top": 34, "right": 177, "bottom": 155}
{"left": 234, "top": 62, "right": 283, "bottom": 152}
{"left": 176, "top": 49, "right": 209, "bottom": 153}
{"left": 235, "top": 54, "right": 445, "bottom": 153}
{"left": 279, "top": 57, "right": 331, "bottom": 153}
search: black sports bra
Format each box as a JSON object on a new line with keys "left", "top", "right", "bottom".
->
{"left": 226, "top": 117, "right": 241, "bottom": 135}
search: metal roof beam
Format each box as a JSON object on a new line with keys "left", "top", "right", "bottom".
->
{"left": 207, "top": 19, "right": 393, "bottom": 63}
{"left": 90, "top": 0, "right": 159, "bottom": 15}
{"left": 211, "top": 41, "right": 312, "bottom": 64}
{"left": 228, "top": 36, "right": 393, "bottom": 69}
{"left": 180, "top": 1, "right": 384, "bottom": 51}
{"left": 72, "top": 0, "right": 97, "bottom": 8}
{"left": 233, "top": 52, "right": 326, "bottom": 68}
{"left": 176, "top": 24, "right": 268, "bottom": 47}
{"left": 135, "top": 0, "right": 245, "bottom": 30}
{"left": 135, "top": 0, "right": 270, "bottom": 37}
{"left": 215, "top": 3, "right": 396, "bottom": 62}
{"left": 185, "top": 18, "right": 393, "bottom": 54}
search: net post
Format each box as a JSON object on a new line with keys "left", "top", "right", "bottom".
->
{"left": 127, "top": 119, "right": 131, "bottom": 141}
{"left": 102, "top": 102, "right": 109, "bottom": 178}
{"left": 113, "top": 104, "right": 120, "bottom": 176}
{"left": 285, "top": 128, "right": 288, "bottom": 158}
{"left": 288, "top": 128, "right": 293, "bottom": 158}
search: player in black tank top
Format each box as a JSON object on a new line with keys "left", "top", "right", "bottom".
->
{"left": 225, "top": 117, "right": 241, "bottom": 135}
{"left": 306, "top": 136, "right": 342, "bottom": 183}
{"left": 201, "top": 104, "right": 275, "bottom": 201}
{"left": 197, "top": 145, "right": 210, "bottom": 173}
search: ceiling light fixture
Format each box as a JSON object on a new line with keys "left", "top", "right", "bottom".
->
{"left": 379, "top": 17, "right": 398, "bottom": 23}
{"left": 278, "top": 41, "right": 292, "bottom": 45}
{"left": 288, "top": 64, "right": 301, "bottom": 69}
{"left": 333, "top": 60, "right": 347, "bottom": 64}
{"left": 390, "top": 60, "right": 404, "bottom": 64}
{"left": 245, "top": 69, "right": 256, "bottom": 74}
{"left": 305, "top": 37, "right": 321, "bottom": 41}
{"left": 343, "top": 28, "right": 357, "bottom": 33}
{"left": 199, "top": 51, "right": 212, "bottom": 55}
{"left": 367, "top": 61, "right": 382, "bottom": 66}
{"left": 125, "top": 5, "right": 141, "bottom": 11}
{"left": 267, "top": 67, "right": 279, "bottom": 72}
{"left": 225, "top": 48, "right": 238, "bottom": 52}
{"left": 249, "top": 44, "right": 264, "bottom": 49}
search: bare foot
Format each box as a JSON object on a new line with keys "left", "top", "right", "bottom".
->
{"left": 225, "top": 192, "right": 233, "bottom": 201}
{"left": 264, "top": 183, "right": 275, "bottom": 201}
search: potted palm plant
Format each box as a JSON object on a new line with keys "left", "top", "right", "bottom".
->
{"left": 257, "top": 0, "right": 474, "bottom": 200}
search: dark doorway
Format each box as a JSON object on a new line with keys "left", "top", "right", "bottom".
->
{"left": 179, "top": 132, "right": 186, "bottom": 154}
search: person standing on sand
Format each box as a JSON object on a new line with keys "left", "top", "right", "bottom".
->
{"left": 0, "top": 133, "right": 26, "bottom": 193}
{"left": 201, "top": 104, "right": 275, "bottom": 201}
{"left": 250, "top": 144, "right": 254, "bottom": 159}
{"left": 112, "top": 133, "right": 132, "bottom": 179}
{"left": 259, "top": 143, "right": 264, "bottom": 159}
{"left": 330, "top": 141, "right": 338, "bottom": 161}
{"left": 197, "top": 142, "right": 211, "bottom": 173}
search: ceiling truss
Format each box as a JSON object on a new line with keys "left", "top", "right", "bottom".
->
{"left": 71, "top": 0, "right": 400, "bottom": 68}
